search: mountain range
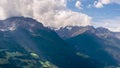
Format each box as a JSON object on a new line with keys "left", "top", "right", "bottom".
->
{"left": 0, "top": 17, "right": 120, "bottom": 68}
{"left": 56, "top": 26, "right": 120, "bottom": 39}
{"left": 56, "top": 26, "right": 120, "bottom": 67}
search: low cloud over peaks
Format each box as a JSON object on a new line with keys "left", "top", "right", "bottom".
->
{"left": 0, "top": 0, "right": 91, "bottom": 28}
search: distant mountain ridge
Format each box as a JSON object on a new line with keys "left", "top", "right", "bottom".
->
{"left": 56, "top": 26, "right": 120, "bottom": 39}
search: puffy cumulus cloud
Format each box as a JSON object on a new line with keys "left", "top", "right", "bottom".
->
{"left": 92, "top": 17, "right": 120, "bottom": 32}
{"left": 0, "top": 0, "right": 33, "bottom": 18}
{"left": 75, "top": 1, "right": 83, "bottom": 9}
{"left": 0, "top": 0, "right": 91, "bottom": 28}
{"left": 94, "top": 1, "right": 103, "bottom": 8}
{"left": 94, "top": 0, "right": 120, "bottom": 8}
{"left": 94, "top": 0, "right": 110, "bottom": 8}
{"left": 54, "top": 10, "right": 91, "bottom": 27}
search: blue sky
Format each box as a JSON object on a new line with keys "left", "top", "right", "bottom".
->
{"left": 67, "top": 0, "right": 120, "bottom": 21}
{"left": 66, "top": 0, "right": 120, "bottom": 31}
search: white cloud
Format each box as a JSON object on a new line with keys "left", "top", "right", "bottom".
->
{"left": 0, "top": 0, "right": 91, "bottom": 28}
{"left": 94, "top": 0, "right": 120, "bottom": 8}
{"left": 0, "top": 6, "right": 6, "bottom": 19}
{"left": 94, "top": 1, "right": 103, "bottom": 8}
{"left": 92, "top": 17, "right": 120, "bottom": 32}
{"left": 75, "top": 1, "right": 83, "bottom": 9}
{"left": 100, "top": 0, "right": 110, "bottom": 4}
{"left": 54, "top": 10, "right": 91, "bottom": 27}
{"left": 94, "top": 0, "right": 110, "bottom": 8}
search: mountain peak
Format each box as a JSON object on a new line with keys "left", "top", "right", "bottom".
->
{"left": 71, "top": 26, "right": 96, "bottom": 37}
{"left": 56, "top": 26, "right": 120, "bottom": 39}
{"left": 0, "top": 17, "right": 44, "bottom": 32}
{"left": 96, "top": 27, "right": 110, "bottom": 33}
{"left": 56, "top": 26, "right": 96, "bottom": 39}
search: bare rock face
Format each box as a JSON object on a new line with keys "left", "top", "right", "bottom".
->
{"left": 56, "top": 26, "right": 120, "bottom": 39}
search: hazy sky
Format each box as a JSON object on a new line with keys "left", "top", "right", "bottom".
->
{"left": 0, "top": 0, "right": 120, "bottom": 31}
